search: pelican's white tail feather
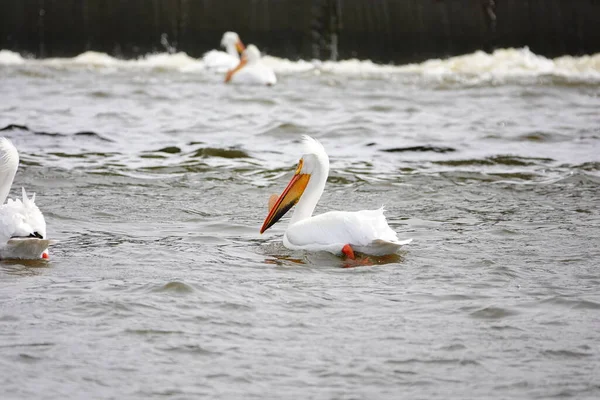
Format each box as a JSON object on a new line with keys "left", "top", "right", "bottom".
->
{"left": 21, "top": 187, "right": 37, "bottom": 206}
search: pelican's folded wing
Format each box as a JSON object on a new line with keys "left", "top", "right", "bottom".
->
{"left": 285, "top": 208, "right": 411, "bottom": 256}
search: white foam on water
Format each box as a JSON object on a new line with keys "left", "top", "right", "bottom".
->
{"left": 0, "top": 50, "right": 25, "bottom": 65}
{"left": 36, "top": 51, "right": 120, "bottom": 69}
{"left": 133, "top": 52, "right": 204, "bottom": 72}
{"left": 36, "top": 50, "right": 205, "bottom": 72}
{"left": 2, "top": 47, "right": 599, "bottom": 83}
{"left": 319, "top": 59, "right": 401, "bottom": 76}
{"left": 72, "top": 51, "right": 119, "bottom": 66}
{"left": 273, "top": 47, "right": 600, "bottom": 83}
{"left": 395, "top": 48, "right": 600, "bottom": 82}
{"left": 261, "top": 55, "right": 316, "bottom": 74}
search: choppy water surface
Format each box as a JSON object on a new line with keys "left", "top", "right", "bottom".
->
{"left": 1, "top": 49, "right": 600, "bottom": 399}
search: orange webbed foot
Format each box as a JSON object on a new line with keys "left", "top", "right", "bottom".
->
{"left": 342, "top": 244, "right": 355, "bottom": 260}
{"left": 341, "top": 245, "right": 376, "bottom": 268}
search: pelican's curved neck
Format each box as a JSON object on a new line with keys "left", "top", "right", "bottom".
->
{"left": 225, "top": 43, "right": 239, "bottom": 59}
{"left": 289, "top": 155, "right": 329, "bottom": 226}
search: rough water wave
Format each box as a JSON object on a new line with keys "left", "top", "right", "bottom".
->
{"left": 1, "top": 47, "right": 599, "bottom": 84}
{"left": 1, "top": 43, "right": 599, "bottom": 400}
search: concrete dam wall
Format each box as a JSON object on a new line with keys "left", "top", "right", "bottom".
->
{"left": 0, "top": 0, "right": 598, "bottom": 63}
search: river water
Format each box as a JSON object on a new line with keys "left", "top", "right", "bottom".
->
{"left": 1, "top": 48, "right": 599, "bottom": 399}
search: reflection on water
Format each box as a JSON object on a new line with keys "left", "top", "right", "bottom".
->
{"left": 261, "top": 250, "right": 406, "bottom": 269}
{"left": 0, "top": 48, "right": 599, "bottom": 399}
{"left": 0, "top": 259, "right": 50, "bottom": 276}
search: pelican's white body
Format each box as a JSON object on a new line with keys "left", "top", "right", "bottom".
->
{"left": 229, "top": 45, "right": 277, "bottom": 86}
{"left": 278, "top": 136, "right": 411, "bottom": 256}
{"left": 203, "top": 32, "right": 242, "bottom": 72}
{"left": 0, "top": 138, "right": 49, "bottom": 260}
{"left": 283, "top": 208, "right": 412, "bottom": 255}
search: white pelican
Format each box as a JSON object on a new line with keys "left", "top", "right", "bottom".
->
{"left": 0, "top": 138, "right": 50, "bottom": 260}
{"left": 260, "top": 136, "right": 411, "bottom": 259}
{"left": 225, "top": 44, "right": 277, "bottom": 86}
{"left": 202, "top": 32, "right": 245, "bottom": 72}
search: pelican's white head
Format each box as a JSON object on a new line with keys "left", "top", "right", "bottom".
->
{"left": 296, "top": 135, "right": 329, "bottom": 175}
{"left": 220, "top": 31, "right": 245, "bottom": 54}
{"left": 0, "top": 137, "right": 19, "bottom": 205}
{"left": 260, "top": 135, "right": 330, "bottom": 233}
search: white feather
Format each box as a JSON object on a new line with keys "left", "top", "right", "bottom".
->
{"left": 284, "top": 208, "right": 412, "bottom": 256}
{"left": 0, "top": 138, "right": 49, "bottom": 260}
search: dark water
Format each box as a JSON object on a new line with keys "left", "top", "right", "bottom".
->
{"left": 1, "top": 52, "right": 600, "bottom": 399}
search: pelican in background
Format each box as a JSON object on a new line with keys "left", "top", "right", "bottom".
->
{"left": 0, "top": 138, "right": 50, "bottom": 260}
{"left": 202, "top": 31, "right": 245, "bottom": 72}
{"left": 225, "top": 44, "right": 277, "bottom": 86}
{"left": 260, "top": 136, "right": 411, "bottom": 259}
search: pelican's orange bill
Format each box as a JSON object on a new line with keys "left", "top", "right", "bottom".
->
{"left": 260, "top": 173, "right": 310, "bottom": 233}
{"left": 225, "top": 57, "right": 248, "bottom": 83}
{"left": 236, "top": 40, "right": 245, "bottom": 53}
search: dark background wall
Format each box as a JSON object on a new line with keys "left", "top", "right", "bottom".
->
{"left": 0, "top": 0, "right": 598, "bottom": 63}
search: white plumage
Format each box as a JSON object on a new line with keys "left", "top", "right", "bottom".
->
{"left": 202, "top": 32, "right": 245, "bottom": 72}
{"left": 0, "top": 138, "right": 50, "bottom": 260}
{"left": 261, "top": 135, "right": 411, "bottom": 256}
{"left": 225, "top": 44, "right": 277, "bottom": 86}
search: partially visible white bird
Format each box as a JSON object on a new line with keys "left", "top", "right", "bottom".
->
{"left": 202, "top": 31, "right": 245, "bottom": 72}
{"left": 0, "top": 138, "right": 50, "bottom": 260}
{"left": 260, "top": 136, "right": 411, "bottom": 258}
{"left": 225, "top": 44, "right": 277, "bottom": 86}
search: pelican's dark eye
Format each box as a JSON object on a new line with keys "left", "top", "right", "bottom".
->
{"left": 28, "top": 232, "right": 43, "bottom": 239}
